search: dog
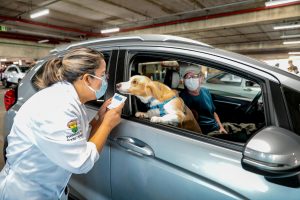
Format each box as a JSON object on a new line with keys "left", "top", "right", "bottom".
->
{"left": 116, "top": 75, "right": 202, "bottom": 133}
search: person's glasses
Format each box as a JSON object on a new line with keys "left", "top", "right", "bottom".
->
{"left": 89, "top": 73, "right": 109, "bottom": 81}
{"left": 184, "top": 74, "right": 201, "bottom": 79}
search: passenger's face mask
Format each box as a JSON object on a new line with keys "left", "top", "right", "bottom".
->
{"left": 184, "top": 78, "right": 200, "bottom": 91}
{"left": 87, "top": 74, "right": 108, "bottom": 99}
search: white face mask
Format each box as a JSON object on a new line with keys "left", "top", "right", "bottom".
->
{"left": 184, "top": 78, "right": 200, "bottom": 91}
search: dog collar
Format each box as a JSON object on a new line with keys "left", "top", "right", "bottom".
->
{"left": 147, "top": 96, "right": 177, "bottom": 117}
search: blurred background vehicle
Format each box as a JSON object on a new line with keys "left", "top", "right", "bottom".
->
{"left": 1, "top": 65, "right": 30, "bottom": 88}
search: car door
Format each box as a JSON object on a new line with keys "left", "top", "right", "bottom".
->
{"left": 68, "top": 49, "right": 119, "bottom": 200}
{"left": 109, "top": 47, "right": 300, "bottom": 200}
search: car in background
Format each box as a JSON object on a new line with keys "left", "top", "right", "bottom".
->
{"left": 1, "top": 64, "right": 30, "bottom": 87}
{"left": 3, "top": 35, "right": 300, "bottom": 200}
{"left": 203, "top": 72, "right": 261, "bottom": 100}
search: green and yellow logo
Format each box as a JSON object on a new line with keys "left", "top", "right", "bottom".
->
{"left": 67, "top": 120, "right": 78, "bottom": 134}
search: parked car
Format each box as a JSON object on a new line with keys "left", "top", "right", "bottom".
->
{"left": 202, "top": 72, "right": 261, "bottom": 100}
{"left": 1, "top": 64, "right": 30, "bottom": 87}
{"left": 3, "top": 35, "right": 300, "bottom": 200}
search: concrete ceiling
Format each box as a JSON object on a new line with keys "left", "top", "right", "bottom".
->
{"left": 0, "top": 0, "right": 300, "bottom": 59}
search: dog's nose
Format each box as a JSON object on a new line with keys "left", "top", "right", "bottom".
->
{"left": 116, "top": 83, "right": 121, "bottom": 89}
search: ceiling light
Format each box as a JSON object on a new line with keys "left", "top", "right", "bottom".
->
{"left": 274, "top": 23, "right": 300, "bottom": 30}
{"left": 38, "top": 39, "right": 49, "bottom": 44}
{"left": 288, "top": 52, "right": 300, "bottom": 54}
{"left": 30, "top": 9, "right": 50, "bottom": 19}
{"left": 100, "top": 27, "right": 120, "bottom": 34}
{"left": 281, "top": 34, "right": 300, "bottom": 39}
{"left": 289, "top": 56, "right": 300, "bottom": 59}
{"left": 265, "top": 0, "right": 300, "bottom": 7}
{"left": 283, "top": 40, "right": 300, "bottom": 44}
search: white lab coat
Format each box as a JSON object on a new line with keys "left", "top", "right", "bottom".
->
{"left": 0, "top": 81, "right": 99, "bottom": 200}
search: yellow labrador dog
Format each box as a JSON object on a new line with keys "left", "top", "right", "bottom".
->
{"left": 116, "top": 75, "right": 201, "bottom": 133}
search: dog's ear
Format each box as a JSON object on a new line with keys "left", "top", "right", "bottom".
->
{"left": 146, "top": 81, "right": 165, "bottom": 101}
{"left": 146, "top": 81, "right": 175, "bottom": 101}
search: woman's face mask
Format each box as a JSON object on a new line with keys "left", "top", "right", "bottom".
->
{"left": 87, "top": 74, "right": 108, "bottom": 99}
{"left": 184, "top": 78, "right": 200, "bottom": 91}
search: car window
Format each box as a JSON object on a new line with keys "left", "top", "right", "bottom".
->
{"left": 204, "top": 69, "right": 261, "bottom": 100}
{"left": 207, "top": 73, "right": 242, "bottom": 86}
{"left": 20, "top": 67, "right": 30, "bottom": 73}
{"left": 129, "top": 54, "right": 266, "bottom": 144}
{"left": 8, "top": 67, "right": 17, "bottom": 72}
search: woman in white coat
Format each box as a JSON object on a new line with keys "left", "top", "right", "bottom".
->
{"left": 0, "top": 47, "right": 124, "bottom": 199}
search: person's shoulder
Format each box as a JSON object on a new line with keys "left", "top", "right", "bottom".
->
{"left": 201, "top": 87, "right": 210, "bottom": 94}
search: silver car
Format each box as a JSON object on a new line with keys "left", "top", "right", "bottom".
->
{"left": 3, "top": 35, "right": 300, "bottom": 200}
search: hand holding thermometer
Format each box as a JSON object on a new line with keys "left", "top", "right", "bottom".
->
{"left": 107, "top": 93, "right": 127, "bottom": 109}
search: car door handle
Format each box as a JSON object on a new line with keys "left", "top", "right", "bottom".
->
{"left": 115, "top": 137, "right": 154, "bottom": 156}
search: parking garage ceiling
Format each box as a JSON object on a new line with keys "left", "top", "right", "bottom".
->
{"left": 0, "top": 0, "right": 300, "bottom": 58}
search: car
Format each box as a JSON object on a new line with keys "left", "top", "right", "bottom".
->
{"left": 1, "top": 64, "right": 30, "bottom": 88}
{"left": 202, "top": 72, "right": 261, "bottom": 100}
{"left": 3, "top": 34, "right": 300, "bottom": 200}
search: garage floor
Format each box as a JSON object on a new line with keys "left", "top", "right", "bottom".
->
{"left": 0, "top": 84, "right": 7, "bottom": 169}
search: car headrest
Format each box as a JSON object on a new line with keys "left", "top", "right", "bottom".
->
{"left": 164, "top": 69, "right": 180, "bottom": 89}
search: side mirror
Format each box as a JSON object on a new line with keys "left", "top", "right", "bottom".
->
{"left": 242, "top": 126, "right": 300, "bottom": 178}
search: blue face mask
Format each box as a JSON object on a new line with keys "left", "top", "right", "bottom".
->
{"left": 87, "top": 74, "right": 108, "bottom": 99}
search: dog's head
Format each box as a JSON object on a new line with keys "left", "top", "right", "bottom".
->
{"left": 116, "top": 75, "right": 175, "bottom": 102}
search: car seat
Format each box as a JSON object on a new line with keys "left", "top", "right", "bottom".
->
{"left": 163, "top": 69, "right": 180, "bottom": 89}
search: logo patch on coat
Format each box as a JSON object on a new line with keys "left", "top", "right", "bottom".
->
{"left": 66, "top": 119, "right": 83, "bottom": 141}
{"left": 67, "top": 119, "right": 78, "bottom": 134}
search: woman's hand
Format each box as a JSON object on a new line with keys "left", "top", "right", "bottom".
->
{"left": 97, "top": 98, "right": 112, "bottom": 123}
{"left": 102, "top": 103, "right": 125, "bottom": 131}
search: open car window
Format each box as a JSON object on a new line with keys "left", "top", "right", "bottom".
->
{"left": 129, "top": 54, "right": 266, "bottom": 144}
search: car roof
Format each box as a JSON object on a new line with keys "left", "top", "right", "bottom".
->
{"left": 49, "top": 34, "right": 300, "bottom": 91}
{"left": 50, "top": 34, "right": 212, "bottom": 54}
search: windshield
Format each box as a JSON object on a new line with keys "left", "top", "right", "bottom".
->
{"left": 20, "top": 67, "right": 30, "bottom": 73}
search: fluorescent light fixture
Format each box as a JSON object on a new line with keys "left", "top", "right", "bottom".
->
{"left": 0, "top": 58, "right": 7, "bottom": 62}
{"left": 30, "top": 9, "right": 49, "bottom": 19}
{"left": 38, "top": 39, "right": 49, "bottom": 44}
{"left": 289, "top": 56, "right": 300, "bottom": 59}
{"left": 281, "top": 34, "right": 300, "bottom": 39}
{"left": 274, "top": 23, "right": 300, "bottom": 30}
{"left": 100, "top": 27, "right": 120, "bottom": 34}
{"left": 265, "top": 0, "right": 300, "bottom": 7}
{"left": 283, "top": 40, "right": 300, "bottom": 44}
{"left": 288, "top": 52, "right": 300, "bottom": 54}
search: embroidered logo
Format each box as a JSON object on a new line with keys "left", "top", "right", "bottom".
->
{"left": 67, "top": 120, "right": 78, "bottom": 134}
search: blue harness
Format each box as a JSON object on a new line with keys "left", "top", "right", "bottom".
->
{"left": 147, "top": 96, "right": 177, "bottom": 117}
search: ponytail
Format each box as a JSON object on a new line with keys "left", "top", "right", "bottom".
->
{"left": 34, "top": 47, "right": 104, "bottom": 90}
{"left": 35, "top": 57, "right": 63, "bottom": 89}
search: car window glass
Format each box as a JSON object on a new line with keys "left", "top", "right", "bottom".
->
{"left": 20, "top": 67, "right": 30, "bottom": 73}
{"left": 8, "top": 67, "right": 16, "bottom": 72}
{"left": 129, "top": 55, "right": 266, "bottom": 144}
{"left": 204, "top": 69, "right": 261, "bottom": 100}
